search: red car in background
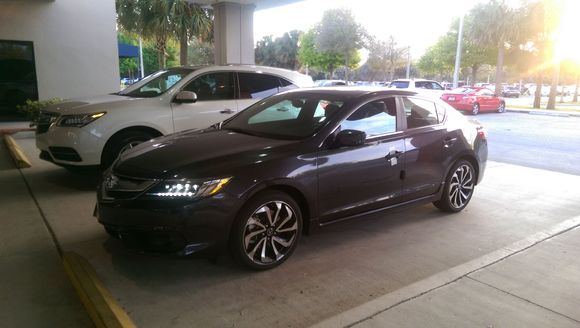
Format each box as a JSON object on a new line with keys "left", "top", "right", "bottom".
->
{"left": 441, "top": 86, "right": 506, "bottom": 115}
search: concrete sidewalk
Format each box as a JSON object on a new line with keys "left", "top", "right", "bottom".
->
{"left": 506, "top": 107, "right": 580, "bottom": 117}
{"left": 314, "top": 217, "right": 580, "bottom": 327}
{"left": 0, "top": 131, "right": 92, "bottom": 327}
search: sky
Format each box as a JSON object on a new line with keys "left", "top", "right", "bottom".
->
{"left": 254, "top": 0, "right": 481, "bottom": 60}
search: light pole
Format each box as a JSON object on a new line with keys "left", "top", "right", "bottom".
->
{"left": 453, "top": 14, "right": 464, "bottom": 88}
{"left": 405, "top": 46, "right": 411, "bottom": 79}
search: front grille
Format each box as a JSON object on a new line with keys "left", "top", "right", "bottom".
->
{"left": 36, "top": 111, "right": 59, "bottom": 134}
{"left": 48, "top": 147, "right": 82, "bottom": 162}
{"left": 102, "top": 174, "right": 157, "bottom": 200}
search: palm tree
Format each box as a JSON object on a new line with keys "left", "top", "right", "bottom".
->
{"left": 467, "top": 0, "right": 524, "bottom": 95}
{"left": 170, "top": 1, "right": 212, "bottom": 66}
{"left": 117, "top": 0, "right": 213, "bottom": 68}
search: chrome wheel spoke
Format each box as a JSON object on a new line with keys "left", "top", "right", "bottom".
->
{"left": 273, "top": 235, "right": 295, "bottom": 248}
{"left": 244, "top": 227, "right": 266, "bottom": 249}
{"left": 247, "top": 237, "right": 266, "bottom": 260}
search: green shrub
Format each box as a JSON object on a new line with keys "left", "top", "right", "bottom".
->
{"left": 16, "top": 98, "right": 62, "bottom": 124}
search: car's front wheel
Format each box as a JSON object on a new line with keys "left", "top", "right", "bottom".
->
{"left": 231, "top": 191, "right": 302, "bottom": 270}
{"left": 101, "top": 130, "right": 155, "bottom": 170}
{"left": 434, "top": 160, "right": 475, "bottom": 213}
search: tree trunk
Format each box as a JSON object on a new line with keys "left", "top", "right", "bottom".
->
{"left": 533, "top": 74, "right": 542, "bottom": 109}
{"left": 344, "top": 52, "right": 350, "bottom": 83}
{"left": 471, "top": 64, "right": 479, "bottom": 85}
{"left": 573, "top": 73, "right": 579, "bottom": 103}
{"left": 494, "top": 43, "right": 504, "bottom": 96}
{"left": 156, "top": 37, "right": 167, "bottom": 69}
{"left": 546, "top": 61, "right": 560, "bottom": 110}
{"left": 179, "top": 33, "right": 188, "bottom": 66}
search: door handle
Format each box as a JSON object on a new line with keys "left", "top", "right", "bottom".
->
{"left": 220, "top": 108, "right": 235, "bottom": 114}
{"left": 443, "top": 137, "right": 457, "bottom": 148}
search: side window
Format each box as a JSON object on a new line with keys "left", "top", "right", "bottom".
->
{"left": 415, "top": 81, "right": 427, "bottom": 89}
{"left": 341, "top": 98, "right": 397, "bottom": 137}
{"left": 238, "top": 72, "right": 286, "bottom": 99}
{"left": 182, "top": 72, "right": 234, "bottom": 101}
{"left": 279, "top": 78, "right": 298, "bottom": 92}
{"left": 431, "top": 82, "right": 444, "bottom": 90}
{"left": 402, "top": 97, "right": 439, "bottom": 129}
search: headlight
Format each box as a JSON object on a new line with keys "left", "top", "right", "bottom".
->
{"left": 57, "top": 112, "right": 106, "bottom": 127}
{"left": 146, "top": 177, "right": 232, "bottom": 198}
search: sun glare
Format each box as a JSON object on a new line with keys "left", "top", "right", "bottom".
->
{"left": 554, "top": 0, "right": 580, "bottom": 62}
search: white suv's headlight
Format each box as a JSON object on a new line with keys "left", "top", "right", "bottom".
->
{"left": 146, "top": 177, "right": 232, "bottom": 198}
{"left": 57, "top": 112, "right": 106, "bottom": 127}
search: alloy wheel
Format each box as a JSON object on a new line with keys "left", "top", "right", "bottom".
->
{"left": 242, "top": 200, "right": 298, "bottom": 266}
{"left": 497, "top": 102, "right": 506, "bottom": 113}
{"left": 448, "top": 164, "right": 474, "bottom": 209}
{"left": 472, "top": 103, "right": 480, "bottom": 115}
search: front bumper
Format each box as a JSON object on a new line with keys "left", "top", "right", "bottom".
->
{"left": 36, "top": 125, "right": 105, "bottom": 166}
{"left": 96, "top": 187, "right": 244, "bottom": 256}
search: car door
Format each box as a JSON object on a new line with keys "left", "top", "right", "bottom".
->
{"left": 237, "top": 72, "right": 297, "bottom": 111}
{"left": 171, "top": 72, "right": 237, "bottom": 132}
{"left": 317, "top": 97, "right": 406, "bottom": 223}
{"left": 474, "top": 89, "right": 491, "bottom": 110}
{"left": 400, "top": 96, "right": 455, "bottom": 201}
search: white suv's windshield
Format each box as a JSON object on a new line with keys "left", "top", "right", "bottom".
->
{"left": 118, "top": 67, "right": 194, "bottom": 98}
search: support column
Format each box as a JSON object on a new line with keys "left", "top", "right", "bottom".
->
{"left": 213, "top": 2, "right": 255, "bottom": 65}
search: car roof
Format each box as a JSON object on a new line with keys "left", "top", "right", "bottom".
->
{"left": 176, "top": 64, "right": 314, "bottom": 86}
{"left": 284, "top": 86, "right": 419, "bottom": 98}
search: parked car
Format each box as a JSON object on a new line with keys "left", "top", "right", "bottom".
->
{"left": 314, "top": 79, "right": 347, "bottom": 87}
{"left": 441, "top": 86, "right": 505, "bottom": 115}
{"left": 502, "top": 86, "right": 520, "bottom": 98}
{"left": 389, "top": 79, "right": 446, "bottom": 98}
{"left": 35, "top": 65, "right": 313, "bottom": 169}
{"left": 96, "top": 87, "right": 488, "bottom": 270}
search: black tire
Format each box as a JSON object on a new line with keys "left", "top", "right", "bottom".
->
{"left": 433, "top": 160, "right": 476, "bottom": 213}
{"left": 497, "top": 101, "right": 506, "bottom": 113}
{"left": 230, "top": 190, "right": 302, "bottom": 270}
{"left": 101, "top": 130, "right": 155, "bottom": 170}
{"left": 471, "top": 103, "right": 480, "bottom": 115}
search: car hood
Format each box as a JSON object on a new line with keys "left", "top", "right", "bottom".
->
{"left": 45, "top": 94, "right": 144, "bottom": 115}
{"left": 112, "top": 128, "right": 299, "bottom": 179}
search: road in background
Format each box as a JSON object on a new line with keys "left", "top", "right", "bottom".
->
{"left": 474, "top": 112, "right": 580, "bottom": 175}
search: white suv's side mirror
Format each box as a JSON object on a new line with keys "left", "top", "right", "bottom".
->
{"left": 173, "top": 91, "right": 197, "bottom": 104}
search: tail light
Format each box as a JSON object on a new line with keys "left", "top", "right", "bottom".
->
{"left": 477, "top": 126, "right": 488, "bottom": 139}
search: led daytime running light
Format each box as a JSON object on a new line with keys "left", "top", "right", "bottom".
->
{"left": 148, "top": 177, "right": 231, "bottom": 198}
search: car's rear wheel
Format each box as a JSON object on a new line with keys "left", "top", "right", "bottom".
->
{"left": 231, "top": 191, "right": 302, "bottom": 270}
{"left": 471, "top": 103, "right": 480, "bottom": 115}
{"left": 497, "top": 102, "right": 506, "bottom": 113}
{"left": 434, "top": 160, "right": 475, "bottom": 213}
{"left": 101, "top": 130, "right": 155, "bottom": 170}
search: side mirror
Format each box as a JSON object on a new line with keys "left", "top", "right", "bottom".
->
{"left": 335, "top": 129, "right": 366, "bottom": 147}
{"left": 173, "top": 91, "right": 197, "bottom": 104}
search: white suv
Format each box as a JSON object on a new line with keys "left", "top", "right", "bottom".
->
{"left": 36, "top": 65, "right": 313, "bottom": 169}
{"left": 389, "top": 79, "right": 445, "bottom": 98}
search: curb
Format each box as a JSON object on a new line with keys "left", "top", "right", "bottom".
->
{"left": 3, "top": 134, "right": 32, "bottom": 168}
{"left": 311, "top": 215, "right": 580, "bottom": 328}
{"left": 62, "top": 252, "right": 136, "bottom": 328}
{"left": 506, "top": 108, "right": 580, "bottom": 117}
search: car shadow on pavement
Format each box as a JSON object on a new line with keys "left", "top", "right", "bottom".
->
{"left": 26, "top": 167, "right": 102, "bottom": 192}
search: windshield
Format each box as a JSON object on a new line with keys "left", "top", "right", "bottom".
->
{"left": 222, "top": 93, "right": 346, "bottom": 139}
{"left": 118, "top": 67, "right": 194, "bottom": 98}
